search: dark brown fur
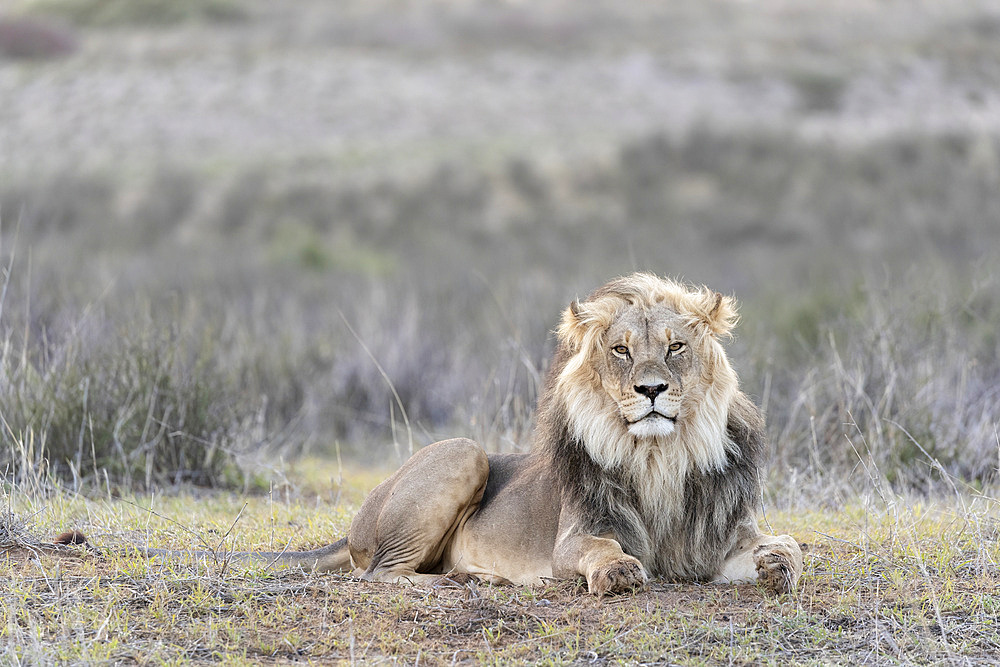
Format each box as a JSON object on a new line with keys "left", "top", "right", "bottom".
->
{"left": 54, "top": 530, "right": 88, "bottom": 546}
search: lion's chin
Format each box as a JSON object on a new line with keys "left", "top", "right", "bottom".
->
{"left": 627, "top": 415, "right": 676, "bottom": 439}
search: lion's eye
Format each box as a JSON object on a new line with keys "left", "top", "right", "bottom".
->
{"left": 612, "top": 345, "right": 630, "bottom": 357}
{"left": 668, "top": 342, "right": 685, "bottom": 353}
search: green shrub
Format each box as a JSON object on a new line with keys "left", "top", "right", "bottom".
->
{"left": 0, "top": 316, "right": 255, "bottom": 490}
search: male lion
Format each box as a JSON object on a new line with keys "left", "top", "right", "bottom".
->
{"left": 80, "top": 274, "right": 802, "bottom": 595}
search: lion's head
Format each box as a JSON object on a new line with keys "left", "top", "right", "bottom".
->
{"left": 552, "top": 273, "right": 741, "bottom": 478}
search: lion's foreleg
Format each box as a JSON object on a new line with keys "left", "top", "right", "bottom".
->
{"left": 714, "top": 532, "right": 802, "bottom": 594}
{"left": 552, "top": 515, "right": 648, "bottom": 596}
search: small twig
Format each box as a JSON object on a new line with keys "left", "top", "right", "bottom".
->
{"left": 0, "top": 213, "right": 21, "bottom": 326}
{"left": 115, "top": 496, "right": 215, "bottom": 554}
{"left": 812, "top": 530, "right": 883, "bottom": 560}
{"left": 216, "top": 502, "right": 248, "bottom": 576}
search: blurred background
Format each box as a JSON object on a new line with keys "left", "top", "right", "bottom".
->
{"left": 1, "top": 0, "right": 998, "bottom": 496}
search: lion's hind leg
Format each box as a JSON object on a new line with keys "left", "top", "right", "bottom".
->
{"left": 714, "top": 533, "right": 802, "bottom": 595}
{"left": 348, "top": 438, "right": 489, "bottom": 585}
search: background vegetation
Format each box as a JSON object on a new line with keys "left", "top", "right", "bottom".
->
{"left": 3, "top": 0, "right": 999, "bottom": 494}
{"left": 2, "top": 0, "right": 999, "bottom": 663}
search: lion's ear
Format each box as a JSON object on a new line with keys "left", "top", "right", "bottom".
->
{"left": 692, "top": 290, "right": 739, "bottom": 338}
{"left": 557, "top": 300, "right": 587, "bottom": 352}
{"left": 557, "top": 298, "right": 613, "bottom": 353}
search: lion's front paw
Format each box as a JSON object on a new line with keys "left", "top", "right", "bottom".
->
{"left": 587, "top": 556, "right": 648, "bottom": 597}
{"left": 753, "top": 536, "right": 803, "bottom": 595}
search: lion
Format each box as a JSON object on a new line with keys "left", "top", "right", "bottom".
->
{"left": 74, "top": 273, "right": 803, "bottom": 596}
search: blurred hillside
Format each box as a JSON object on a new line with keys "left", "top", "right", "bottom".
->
{"left": 1, "top": 0, "right": 998, "bottom": 491}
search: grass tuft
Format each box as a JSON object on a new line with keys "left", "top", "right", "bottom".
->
{"left": 0, "top": 295, "right": 268, "bottom": 490}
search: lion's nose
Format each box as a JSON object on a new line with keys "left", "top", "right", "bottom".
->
{"left": 634, "top": 383, "right": 668, "bottom": 400}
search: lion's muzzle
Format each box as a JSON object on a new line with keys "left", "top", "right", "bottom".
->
{"left": 620, "top": 380, "right": 683, "bottom": 439}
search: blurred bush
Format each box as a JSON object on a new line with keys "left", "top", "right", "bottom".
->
{"left": 2, "top": 128, "right": 998, "bottom": 492}
{"left": 0, "top": 16, "right": 76, "bottom": 59}
{"left": 746, "top": 278, "right": 1000, "bottom": 491}
{"left": 27, "top": 0, "right": 247, "bottom": 27}
{"left": 0, "top": 305, "right": 264, "bottom": 491}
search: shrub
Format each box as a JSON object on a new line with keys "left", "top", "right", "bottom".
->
{"left": 28, "top": 0, "right": 247, "bottom": 27}
{"left": 2, "top": 128, "right": 999, "bottom": 494}
{"left": 0, "top": 309, "right": 259, "bottom": 491}
{"left": 0, "top": 16, "right": 76, "bottom": 60}
{"left": 751, "top": 277, "right": 1000, "bottom": 491}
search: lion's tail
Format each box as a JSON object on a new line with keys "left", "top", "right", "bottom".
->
{"left": 232, "top": 537, "right": 353, "bottom": 573}
{"left": 54, "top": 531, "right": 353, "bottom": 573}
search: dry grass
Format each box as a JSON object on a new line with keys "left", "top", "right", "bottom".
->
{"left": 2, "top": 0, "right": 999, "bottom": 486}
{"left": 2, "top": 1, "right": 1000, "bottom": 662}
{"left": 2, "top": 462, "right": 999, "bottom": 665}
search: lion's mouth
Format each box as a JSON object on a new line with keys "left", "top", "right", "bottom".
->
{"left": 630, "top": 411, "right": 676, "bottom": 425}
{"left": 626, "top": 411, "right": 678, "bottom": 438}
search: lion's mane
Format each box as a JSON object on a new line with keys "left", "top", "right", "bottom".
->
{"left": 535, "top": 273, "right": 765, "bottom": 581}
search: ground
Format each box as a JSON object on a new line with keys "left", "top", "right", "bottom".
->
{"left": 3, "top": 462, "right": 999, "bottom": 665}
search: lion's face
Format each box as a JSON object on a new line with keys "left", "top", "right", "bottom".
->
{"left": 554, "top": 273, "right": 740, "bottom": 473}
{"left": 598, "top": 303, "right": 700, "bottom": 439}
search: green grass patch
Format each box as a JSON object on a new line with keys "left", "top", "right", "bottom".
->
{"left": 2, "top": 465, "right": 998, "bottom": 664}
